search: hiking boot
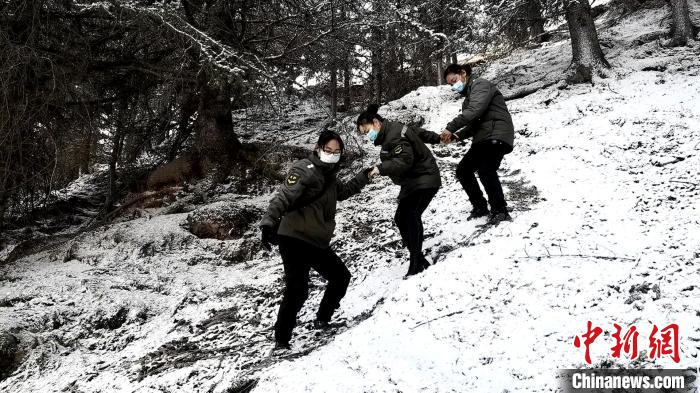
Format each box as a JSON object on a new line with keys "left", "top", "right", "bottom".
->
{"left": 406, "top": 252, "right": 428, "bottom": 277}
{"left": 488, "top": 211, "right": 512, "bottom": 225}
{"left": 419, "top": 254, "right": 431, "bottom": 270}
{"left": 313, "top": 319, "right": 346, "bottom": 330}
{"left": 467, "top": 206, "right": 489, "bottom": 220}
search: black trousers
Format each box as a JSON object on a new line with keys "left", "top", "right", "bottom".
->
{"left": 274, "top": 235, "right": 351, "bottom": 344}
{"left": 456, "top": 140, "right": 511, "bottom": 213}
{"left": 394, "top": 187, "right": 439, "bottom": 254}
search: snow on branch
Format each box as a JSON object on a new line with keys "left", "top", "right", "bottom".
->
{"left": 73, "top": 1, "right": 266, "bottom": 77}
{"left": 389, "top": 3, "right": 449, "bottom": 46}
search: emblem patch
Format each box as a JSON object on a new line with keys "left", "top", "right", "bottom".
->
{"left": 393, "top": 145, "right": 403, "bottom": 155}
{"left": 286, "top": 173, "right": 300, "bottom": 186}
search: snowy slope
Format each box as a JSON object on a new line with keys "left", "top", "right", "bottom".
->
{"left": 247, "top": 7, "right": 700, "bottom": 393}
{"left": 1, "top": 5, "right": 699, "bottom": 393}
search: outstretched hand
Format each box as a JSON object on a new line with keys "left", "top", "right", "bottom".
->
{"left": 440, "top": 129, "right": 453, "bottom": 144}
{"left": 368, "top": 166, "right": 380, "bottom": 179}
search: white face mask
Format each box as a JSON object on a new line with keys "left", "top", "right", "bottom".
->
{"left": 318, "top": 149, "right": 341, "bottom": 164}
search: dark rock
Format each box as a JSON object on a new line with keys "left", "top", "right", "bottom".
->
{"left": 641, "top": 64, "right": 667, "bottom": 72}
{"left": 226, "top": 379, "right": 259, "bottom": 393}
{"left": 625, "top": 282, "right": 661, "bottom": 304}
{"left": 93, "top": 307, "right": 129, "bottom": 330}
{"left": 187, "top": 202, "right": 264, "bottom": 240}
{"left": 0, "top": 331, "right": 19, "bottom": 380}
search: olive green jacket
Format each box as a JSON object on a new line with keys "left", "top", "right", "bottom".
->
{"left": 375, "top": 121, "right": 442, "bottom": 199}
{"left": 260, "top": 153, "right": 369, "bottom": 249}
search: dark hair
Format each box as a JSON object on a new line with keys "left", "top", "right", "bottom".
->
{"left": 356, "top": 104, "right": 384, "bottom": 129}
{"left": 443, "top": 63, "right": 472, "bottom": 82}
{"left": 316, "top": 130, "right": 345, "bottom": 153}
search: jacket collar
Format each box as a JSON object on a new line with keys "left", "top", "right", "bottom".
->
{"left": 459, "top": 75, "right": 473, "bottom": 96}
{"left": 373, "top": 123, "right": 386, "bottom": 146}
{"left": 374, "top": 121, "right": 403, "bottom": 146}
{"left": 373, "top": 121, "right": 399, "bottom": 146}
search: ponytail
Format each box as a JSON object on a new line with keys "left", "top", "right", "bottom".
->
{"left": 356, "top": 104, "right": 384, "bottom": 130}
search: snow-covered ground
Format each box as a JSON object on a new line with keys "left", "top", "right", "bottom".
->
{"left": 2, "top": 5, "right": 699, "bottom": 393}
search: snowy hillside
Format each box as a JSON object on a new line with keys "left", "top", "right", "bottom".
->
{"left": 1, "top": 5, "right": 699, "bottom": 393}
{"left": 249, "top": 10, "right": 700, "bottom": 391}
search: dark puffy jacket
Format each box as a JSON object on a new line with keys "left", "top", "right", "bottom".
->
{"left": 445, "top": 77, "right": 515, "bottom": 147}
{"left": 375, "top": 121, "right": 442, "bottom": 199}
{"left": 260, "top": 153, "right": 369, "bottom": 249}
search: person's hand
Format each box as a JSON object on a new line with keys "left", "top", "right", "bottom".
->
{"left": 440, "top": 129, "right": 453, "bottom": 144}
{"left": 368, "top": 166, "right": 380, "bottom": 179}
{"left": 260, "top": 225, "right": 277, "bottom": 250}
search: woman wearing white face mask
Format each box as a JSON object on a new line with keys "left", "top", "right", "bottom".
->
{"left": 357, "top": 104, "right": 442, "bottom": 277}
{"left": 259, "top": 130, "right": 371, "bottom": 350}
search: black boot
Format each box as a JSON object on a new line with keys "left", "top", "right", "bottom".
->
{"left": 488, "top": 211, "right": 512, "bottom": 225}
{"left": 313, "top": 319, "right": 346, "bottom": 330}
{"left": 406, "top": 252, "right": 428, "bottom": 277}
{"left": 467, "top": 206, "right": 489, "bottom": 220}
{"left": 419, "top": 254, "right": 431, "bottom": 270}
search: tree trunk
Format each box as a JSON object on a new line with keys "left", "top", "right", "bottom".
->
{"left": 343, "top": 60, "right": 351, "bottom": 111}
{"left": 371, "top": 0, "right": 383, "bottom": 103}
{"left": 668, "top": 0, "right": 696, "bottom": 46}
{"left": 421, "top": 44, "right": 432, "bottom": 86}
{"left": 329, "top": 0, "right": 338, "bottom": 117}
{"left": 528, "top": 0, "right": 546, "bottom": 43}
{"left": 371, "top": 50, "right": 381, "bottom": 103}
{"left": 123, "top": 132, "right": 146, "bottom": 165}
{"left": 79, "top": 127, "right": 93, "bottom": 175}
{"left": 169, "top": 93, "right": 197, "bottom": 162}
{"left": 341, "top": 3, "right": 351, "bottom": 112}
{"left": 105, "top": 105, "right": 126, "bottom": 212}
{"left": 564, "top": 0, "right": 610, "bottom": 83}
{"left": 0, "top": 192, "right": 7, "bottom": 229}
{"left": 194, "top": 72, "right": 241, "bottom": 180}
{"left": 371, "top": 45, "right": 383, "bottom": 103}
{"left": 377, "top": 52, "right": 383, "bottom": 103}
{"left": 330, "top": 65, "right": 338, "bottom": 118}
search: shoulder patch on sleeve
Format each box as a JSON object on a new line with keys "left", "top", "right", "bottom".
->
{"left": 286, "top": 172, "right": 301, "bottom": 186}
{"left": 393, "top": 145, "right": 403, "bottom": 155}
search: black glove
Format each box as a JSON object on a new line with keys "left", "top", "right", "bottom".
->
{"left": 260, "top": 224, "right": 279, "bottom": 250}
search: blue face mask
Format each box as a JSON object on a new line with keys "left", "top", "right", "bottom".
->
{"left": 367, "top": 128, "right": 379, "bottom": 142}
{"left": 451, "top": 80, "right": 465, "bottom": 93}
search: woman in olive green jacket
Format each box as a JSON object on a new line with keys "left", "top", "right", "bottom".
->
{"left": 357, "top": 104, "right": 442, "bottom": 277}
{"left": 260, "top": 131, "right": 370, "bottom": 350}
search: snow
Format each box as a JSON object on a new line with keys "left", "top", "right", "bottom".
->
{"left": 247, "top": 7, "right": 700, "bottom": 392}
{"left": 2, "top": 5, "right": 700, "bottom": 393}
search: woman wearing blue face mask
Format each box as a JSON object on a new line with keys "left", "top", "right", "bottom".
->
{"left": 259, "top": 130, "right": 372, "bottom": 350}
{"left": 356, "top": 104, "right": 442, "bottom": 277}
{"left": 440, "top": 63, "right": 515, "bottom": 225}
